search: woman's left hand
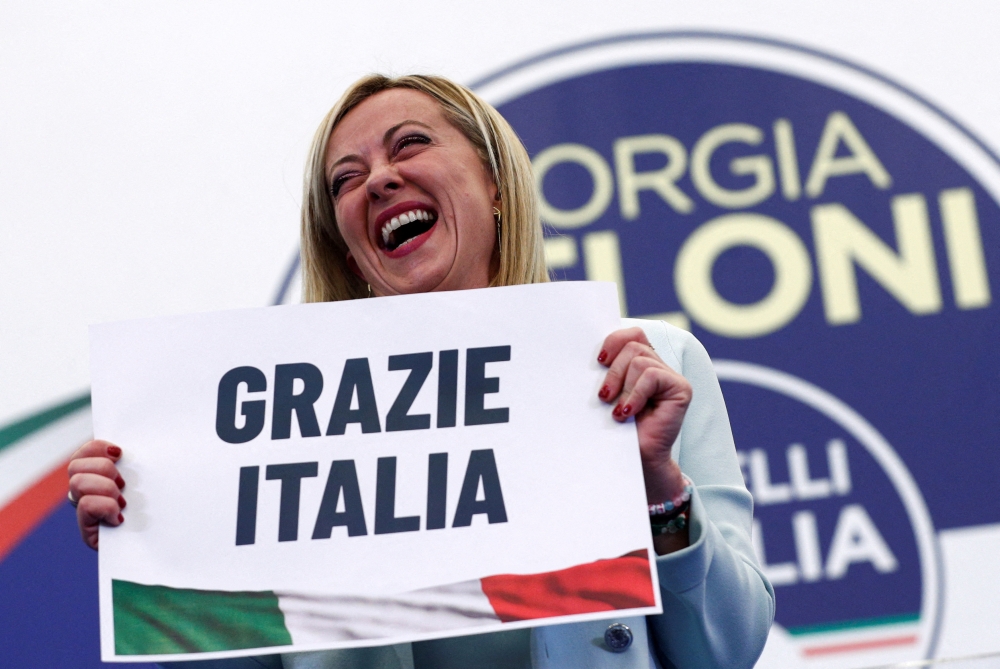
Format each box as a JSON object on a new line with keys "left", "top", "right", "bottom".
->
{"left": 597, "top": 327, "right": 692, "bottom": 507}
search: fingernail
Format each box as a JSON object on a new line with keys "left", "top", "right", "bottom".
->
{"left": 115, "top": 475, "right": 125, "bottom": 489}
{"left": 118, "top": 513, "right": 124, "bottom": 524}
{"left": 107, "top": 446, "right": 122, "bottom": 458}
{"left": 612, "top": 405, "right": 623, "bottom": 418}
{"left": 598, "top": 385, "right": 610, "bottom": 400}
{"left": 622, "top": 404, "right": 633, "bottom": 416}
{"left": 597, "top": 350, "right": 608, "bottom": 363}
{"left": 118, "top": 495, "right": 127, "bottom": 510}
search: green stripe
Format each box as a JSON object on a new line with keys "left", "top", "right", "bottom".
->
{"left": 112, "top": 579, "right": 293, "bottom": 655}
{"left": 0, "top": 393, "right": 91, "bottom": 454}
{"left": 787, "top": 612, "right": 920, "bottom": 636}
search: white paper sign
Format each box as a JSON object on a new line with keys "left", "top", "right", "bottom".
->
{"left": 90, "top": 282, "right": 661, "bottom": 662}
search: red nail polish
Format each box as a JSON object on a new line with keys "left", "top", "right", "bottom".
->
{"left": 622, "top": 404, "right": 633, "bottom": 416}
{"left": 612, "top": 405, "right": 623, "bottom": 418}
{"left": 118, "top": 495, "right": 127, "bottom": 510}
{"left": 118, "top": 513, "right": 124, "bottom": 524}
{"left": 107, "top": 445, "right": 122, "bottom": 458}
{"left": 598, "top": 385, "right": 610, "bottom": 400}
{"left": 597, "top": 350, "right": 608, "bottom": 363}
{"left": 115, "top": 475, "right": 125, "bottom": 489}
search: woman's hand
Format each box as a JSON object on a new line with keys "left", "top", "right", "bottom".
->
{"left": 598, "top": 327, "right": 692, "bottom": 553}
{"left": 67, "top": 439, "right": 126, "bottom": 550}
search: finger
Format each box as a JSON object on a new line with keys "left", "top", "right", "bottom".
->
{"left": 619, "top": 367, "right": 692, "bottom": 420}
{"left": 597, "top": 327, "right": 650, "bottom": 367}
{"left": 69, "top": 439, "right": 123, "bottom": 463}
{"left": 69, "top": 472, "right": 125, "bottom": 505}
{"left": 77, "top": 494, "right": 123, "bottom": 536}
{"left": 618, "top": 356, "right": 662, "bottom": 407}
{"left": 81, "top": 523, "right": 99, "bottom": 550}
{"left": 67, "top": 457, "right": 125, "bottom": 489}
{"left": 77, "top": 500, "right": 121, "bottom": 551}
{"left": 600, "top": 340, "right": 660, "bottom": 403}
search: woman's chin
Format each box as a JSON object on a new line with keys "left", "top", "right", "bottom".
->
{"left": 377, "top": 262, "right": 488, "bottom": 296}
{"left": 374, "top": 260, "right": 454, "bottom": 296}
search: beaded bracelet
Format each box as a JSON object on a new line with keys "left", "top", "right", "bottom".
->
{"left": 648, "top": 476, "right": 693, "bottom": 517}
{"left": 650, "top": 509, "right": 689, "bottom": 535}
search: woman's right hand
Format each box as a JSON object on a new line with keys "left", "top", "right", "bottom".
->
{"left": 68, "top": 439, "right": 126, "bottom": 550}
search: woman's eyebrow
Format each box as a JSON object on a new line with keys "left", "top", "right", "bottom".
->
{"left": 383, "top": 120, "right": 433, "bottom": 144}
{"left": 328, "top": 153, "right": 362, "bottom": 174}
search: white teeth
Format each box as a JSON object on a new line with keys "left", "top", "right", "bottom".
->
{"left": 380, "top": 209, "right": 434, "bottom": 247}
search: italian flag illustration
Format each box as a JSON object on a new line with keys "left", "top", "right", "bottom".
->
{"left": 0, "top": 395, "right": 92, "bottom": 564}
{"left": 112, "top": 549, "right": 656, "bottom": 655}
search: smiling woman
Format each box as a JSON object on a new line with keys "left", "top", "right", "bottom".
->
{"left": 67, "top": 73, "right": 773, "bottom": 669}
{"left": 300, "top": 75, "right": 549, "bottom": 301}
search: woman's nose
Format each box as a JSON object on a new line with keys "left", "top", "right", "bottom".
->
{"left": 366, "top": 161, "right": 403, "bottom": 201}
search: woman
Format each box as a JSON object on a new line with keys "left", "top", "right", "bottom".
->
{"left": 68, "top": 74, "right": 774, "bottom": 669}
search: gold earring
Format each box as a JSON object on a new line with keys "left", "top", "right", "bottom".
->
{"left": 493, "top": 207, "right": 502, "bottom": 259}
{"left": 367, "top": 283, "right": 373, "bottom": 298}
{"left": 493, "top": 207, "right": 503, "bottom": 257}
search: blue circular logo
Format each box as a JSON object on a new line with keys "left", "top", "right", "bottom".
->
{"left": 470, "top": 32, "right": 1000, "bottom": 664}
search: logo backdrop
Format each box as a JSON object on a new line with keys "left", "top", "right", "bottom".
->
{"left": 471, "top": 32, "right": 1000, "bottom": 667}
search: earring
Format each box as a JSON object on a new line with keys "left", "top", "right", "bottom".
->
{"left": 493, "top": 207, "right": 502, "bottom": 259}
{"left": 367, "top": 283, "right": 373, "bottom": 298}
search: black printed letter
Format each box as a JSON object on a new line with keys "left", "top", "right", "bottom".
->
{"left": 386, "top": 352, "right": 432, "bottom": 432}
{"left": 265, "top": 462, "right": 318, "bottom": 542}
{"left": 426, "top": 453, "right": 448, "bottom": 530}
{"left": 271, "top": 363, "right": 324, "bottom": 439}
{"left": 312, "top": 460, "right": 368, "bottom": 538}
{"left": 464, "top": 346, "right": 511, "bottom": 426}
{"left": 235, "top": 466, "right": 259, "bottom": 546}
{"left": 437, "top": 350, "right": 459, "bottom": 428}
{"left": 326, "top": 358, "right": 381, "bottom": 435}
{"left": 374, "top": 457, "right": 421, "bottom": 534}
{"left": 216, "top": 366, "right": 267, "bottom": 444}
{"left": 453, "top": 449, "right": 507, "bottom": 527}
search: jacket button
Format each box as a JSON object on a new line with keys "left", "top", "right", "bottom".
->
{"left": 604, "top": 622, "right": 633, "bottom": 652}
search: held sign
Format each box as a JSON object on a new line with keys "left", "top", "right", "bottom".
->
{"left": 89, "top": 282, "right": 660, "bottom": 663}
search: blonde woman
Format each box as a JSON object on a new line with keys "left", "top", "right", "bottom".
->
{"left": 69, "top": 74, "right": 774, "bottom": 669}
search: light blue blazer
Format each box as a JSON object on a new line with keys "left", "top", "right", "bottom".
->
{"left": 164, "top": 320, "right": 774, "bottom": 669}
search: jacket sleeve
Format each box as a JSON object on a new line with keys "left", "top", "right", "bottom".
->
{"left": 628, "top": 319, "right": 774, "bottom": 669}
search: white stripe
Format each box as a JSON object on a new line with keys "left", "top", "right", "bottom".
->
{"left": 0, "top": 407, "right": 92, "bottom": 509}
{"left": 276, "top": 579, "right": 500, "bottom": 644}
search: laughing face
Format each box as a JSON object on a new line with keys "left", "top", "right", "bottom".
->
{"left": 325, "top": 88, "right": 499, "bottom": 296}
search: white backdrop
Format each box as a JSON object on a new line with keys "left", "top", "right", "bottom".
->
{"left": 5, "top": 0, "right": 1000, "bottom": 426}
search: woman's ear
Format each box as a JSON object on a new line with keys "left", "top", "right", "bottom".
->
{"left": 345, "top": 252, "right": 365, "bottom": 280}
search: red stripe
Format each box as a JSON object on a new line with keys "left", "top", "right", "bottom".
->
{"left": 0, "top": 460, "right": 71, "bottom": 562}
{"left": 480, "top": 549, "right": 656, "bottom": 622}
{"left": 803, "top": 634, "right": 919, "bottom": 656}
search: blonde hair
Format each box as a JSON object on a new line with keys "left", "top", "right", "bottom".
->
{"left": 301, "top": 74, "right": 549, "bottom": 302}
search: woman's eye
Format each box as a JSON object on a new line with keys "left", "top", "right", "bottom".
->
{"left": 395, "top": 134, "right": 431, "bottom": 154}
{"left": 329, "top": 173, "right": 358, "bottom": 198}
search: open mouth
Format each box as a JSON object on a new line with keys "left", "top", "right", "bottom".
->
{"left": 380, "top": 208, "right": 438, "bottom": 252}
